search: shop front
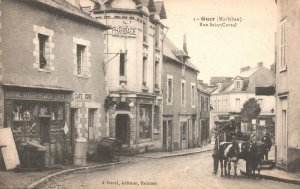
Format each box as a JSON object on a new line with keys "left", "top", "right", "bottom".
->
{"left": 107, "top": 93, "right": 162, "bottom": 153}
{"left": 4, "top": 86, "right": 72, "bottom": 167}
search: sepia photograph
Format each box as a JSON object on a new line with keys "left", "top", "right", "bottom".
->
{"left": 0, "top": 0, "right": 299, "bottom": 188}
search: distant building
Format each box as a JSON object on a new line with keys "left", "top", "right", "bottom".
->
{"left": 275, "top": 0, "right": 300, "bottom": 171}
{"left": 0, "top": 0, "right": 109, "bottom": 166}
{"left": 162, "top": 36, "right": 199, "bottom": 151}
{"left": 91, "top": 0, "right": 167, "bottom": 153}
{"left": 210, "top": 77, "right": 233, "bottom": 86}
{"left": 210, "top": 63, "right": 275, "bottom": 139}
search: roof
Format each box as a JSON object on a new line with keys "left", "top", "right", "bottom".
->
{"left": 213, "top": 65, "right": 275, "bottom": 94}
{"left": 238, "top": 67, "right": 259, "bottom": 77}
{"left": 163, "top": 37, "right": 199, "bottom": 72}
{"left": 31, "top": 0, "right": 109, "bottom": 29}
{"left": 154, "top": 1, "right": 167, "bottom": 19}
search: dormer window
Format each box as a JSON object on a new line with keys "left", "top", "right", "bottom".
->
{"left": 236, "top": 81, "right": 241, "bottom": 89}
{"left": 218, "top": 83, "right": 222, "bottom": 91}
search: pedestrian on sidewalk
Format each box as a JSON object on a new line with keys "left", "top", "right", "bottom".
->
{"left": 262, "top": 133, "right": 272, "bottom": 160}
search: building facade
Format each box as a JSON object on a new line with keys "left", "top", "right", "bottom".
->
{"left": 210, "top": 63, "right": 275, "bottom": 139}
{"left": 275, "top": 0, "right": 300, "bottom": 171}
{"left": 162, "top": 37, "right": 199, "bottom": 151}
{"left": 197, "top": 81, "right": 213, "bottom": 147}
{"left": 91, "top": 0, "right": 167, "bottom": 153}
{"left": 0, "top": 0, "right": 108, "bottom": 166}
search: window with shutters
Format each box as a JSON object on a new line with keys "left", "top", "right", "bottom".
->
{"left": 73, "top": 37, "right": 91, "bottom": 78}
{"left": 33, "top": 25, "right": 54, "bottom": 72}
{"left": 279, "top": 18, "right": 287, "bottom": 72}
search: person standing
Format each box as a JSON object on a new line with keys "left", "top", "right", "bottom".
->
{"left": 262, "top": 133, "right": 272, "bottom": 160}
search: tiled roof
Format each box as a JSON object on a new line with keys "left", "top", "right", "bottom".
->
{"left": 33, "top": 0, "right": 109, "bottom": 29}
{"left": 163, "top": 37, "right": 199, "bottom": 72}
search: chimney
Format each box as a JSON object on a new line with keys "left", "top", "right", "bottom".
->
{"left": 257, "top": 62, "right": 263, "bottom": 67}
{"left": 240, "top": 66, "right": 250, "bottom": 73}
{"left": 183, "top": 33, "right": 188, "bottom": 55}
{"left": 270, "top": 64, "right": 275, "bottom": 73}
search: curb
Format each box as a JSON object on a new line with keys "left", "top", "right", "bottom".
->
{"left": 137, "top": 148, "right": 213, "bottom": 159}
{"left": 27, "top": 161, "right": 129, "bottom": 189}
{"left": 240, "top": 170, "right": 300, "bottom": 185}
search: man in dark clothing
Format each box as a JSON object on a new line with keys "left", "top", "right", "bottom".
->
{"left": 262, "top": 133, "right": 272, "bottom": 160}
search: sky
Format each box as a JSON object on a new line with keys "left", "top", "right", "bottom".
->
{"left": 162, "top": 0, "right": 277, "bottom": 84}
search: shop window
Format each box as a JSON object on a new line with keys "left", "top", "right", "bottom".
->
{"left": 8, "top": 100, "right": 65, "bottom": 142}
{"left": 139, "top": 105, "right": 152, "bottom": 139}
{"left": 88, "top": 109, "right": 96, "bottom": 140}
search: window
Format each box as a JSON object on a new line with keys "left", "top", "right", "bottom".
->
{"left": 143, "top": 18, "right": 148, "bottom": 43}
{"left": 154, "top": 61, "right": 159, "bottom": 87}
{"left": 191, "top": 83, "right": 196, "bottom": 108}
{"left": 167, "top": 75, "right": 173, "bottom": 105}
{"left": 120, "top": 52, "right": 126, "bottom": 76}
{"left": 142, "top": 57, "right": 147, "bottom": 85}
{"left": 33, "top": 25, "right": 54, "bottom": 71}
{"left": 280, "top": 19, "right": 287, "bottom": 71}
{"left": 38, "top": 34, "right": 48, "bottom": 69}
{"left": 155, "top": 25, "right": 160, "bottom": 48}
{"left": 236, "top": 81, "right": 241, "bottom": 89}
{"left": 76, "top": 44, "right": 86, "bottom": 75}
{"left": 73, "top": 37, "right": 91, "bottom": 77}
{"left": 182, "top": 66, "right": 185, "bottom": 76}
{"left": 181, "top": 80, "right": 186, "bottom": 106}
{"left": 201, "top": 96, "right": 204, "bottom": 111}
{"left": 139, "top": 105, "right": 152, "bottom": 139}
{"left": 88, "top": 109, "right": 96, "bottom": 140}
{"left": 235, "top": 98, "right": 240, "bottom": 111}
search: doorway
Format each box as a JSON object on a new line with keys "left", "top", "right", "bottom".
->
{"left": 39, "top": 117, "right": 50, "bottom": 143}
{"left": 116, "top": 114, "right": 130, "bottom": 144}
{"left": 163, "top": 120, "right": 173, "bottom": 152}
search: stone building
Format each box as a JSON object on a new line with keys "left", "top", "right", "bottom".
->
{"left": 210, "top": 63, "right": 275, "bottom": 139}
{"left": 197, "top": 81, "right": 213, "bottom": 146}
{"left": 91, "top": 0, "right": 167, "bottom": 153}
{"left": 162, "top": 36, "right": 199, "bottom": 151}
{"left": 0, "top": 0, "right": 109, "bottom": 166}
{"left": 275, "top": 0, "right": 300, "bottom": 171}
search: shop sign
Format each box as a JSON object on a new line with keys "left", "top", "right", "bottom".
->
{"left": 5, "top": 90, "right": 71, "bottom": 101}
{"left": 73, "top": 93, "right": 93, "bottom": 100}
{"left": 111, "top": 26, "right": 137, "bottom": 38}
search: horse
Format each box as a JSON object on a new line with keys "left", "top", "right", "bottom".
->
{"left": 247, "top": 141, "right": 267, "bottom": 178}
{"left": 217, "top": 140, "right": 251, "bottom": 178}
